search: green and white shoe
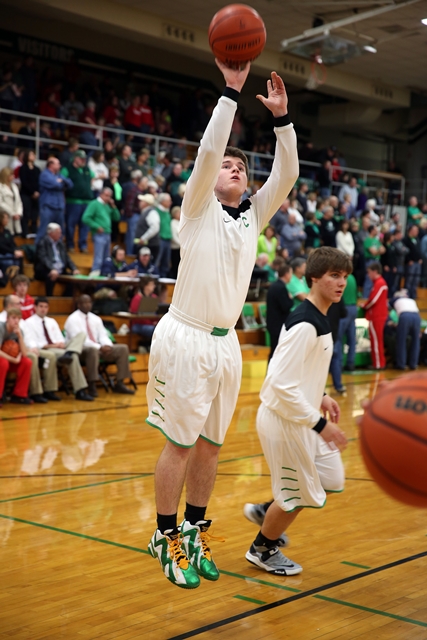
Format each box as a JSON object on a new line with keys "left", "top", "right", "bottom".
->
{"left": 180, "top": 519, "right": 221, "bottom": 581}
{"left": 148, "top": 528, "right": 200, "bottom": 589}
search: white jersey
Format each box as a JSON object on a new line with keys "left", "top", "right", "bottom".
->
{"left": 260, "top": 300, "right": 332, "bottom": 430}
{"left": 172, "top": 94, "right": 298, "bottom": 329}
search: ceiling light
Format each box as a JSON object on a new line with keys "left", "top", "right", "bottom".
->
{"left": 364, "top": 45, "right": 377, "bottom": 53}
{"left": 421, "top": 18, "right": 427, "bottom": 25}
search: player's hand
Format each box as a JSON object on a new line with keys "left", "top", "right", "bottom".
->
{"left": 256, "top": 71, "right": 288, "bottom": 117}
{"left": 321, "top": 395, "right": 340, "bottom": 423}
{"left": 215, "top": 59, "right": 251, "bottom": 92}
{"left": 320, "top": 422, "right": 347, "bottom": 452}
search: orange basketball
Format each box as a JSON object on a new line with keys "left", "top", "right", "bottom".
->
{"left": 208, "top": 4, "right": 266, "bottom": 67}
{"left": 1, "top": 339, "right": 20, "bottom": 358}
{"left": 359, "top": 373, "right": 427, "bottom": 507}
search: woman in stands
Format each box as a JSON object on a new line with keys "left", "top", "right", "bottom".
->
{"left": 0, "top": 167, "right": 23, "bottom": 236}
{"left": 0, "top": 212, "right": 23, "bottom": 279}
{"left": 19, "top": 150, "right": 41, "bottom": 237}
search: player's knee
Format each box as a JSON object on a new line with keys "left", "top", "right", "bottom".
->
{"left": 322, "top": 469, "right": 345, "bottom": 493}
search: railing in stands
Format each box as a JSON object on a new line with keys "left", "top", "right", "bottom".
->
{"left": 0, "top": 107, "right": 406, "bottom": 201}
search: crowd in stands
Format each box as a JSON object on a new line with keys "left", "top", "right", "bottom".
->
{"left": 258, "top": 185, "right": 427, "bottom": 391}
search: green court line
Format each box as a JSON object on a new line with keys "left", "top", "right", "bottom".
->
{"left": 0, "top": 513, "right": 150, "bottom": 555}
{"left": 314, "top": 595, "right": 427, "bottom": 628}
{"left": 234, "top": 595, "right": 266, "bottom": 605}
{"left": 218, "top": 454, "right": 264, "bottom": 464}
{"left": 219, "top": 569, "right": 301, "bottom": 592}
{"left": 341, "top": 561, "right": 371, "bottom": 569}
{"left": 0, "top": 474, "right": 150, "bottom": 504}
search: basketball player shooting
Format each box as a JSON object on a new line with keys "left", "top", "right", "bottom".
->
{"left": 147, "top": 59, "right": 299, "bottom": 589}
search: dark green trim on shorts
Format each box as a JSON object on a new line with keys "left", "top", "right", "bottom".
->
{"left": 211, "top": 327, "right": 229, "bottom": 336}
{"left": 145, "top": 418, "right": 195, "bottom": 449}
{"left": 284, "top": 498, "right": 327, "bottom": 513}
{"left": 199, "top": 434, "right": 222, "bottom": 447}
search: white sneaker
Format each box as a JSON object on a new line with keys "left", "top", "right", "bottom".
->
{"left": 246, "top": 543, "right": 302, "bottom": 576}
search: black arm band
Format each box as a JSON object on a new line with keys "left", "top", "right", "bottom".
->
{"left": 313, "top": 417, "right": 327, "bottom": 434}
{"left": 223, "top": 87, "right": 240, "bottom": 102}
{"left": 274, "top": 114, "right": 291, "bottom": 127}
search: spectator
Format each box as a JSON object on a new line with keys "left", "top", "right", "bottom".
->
{"left": 61, "top": 150, "right": 94, "bottom": 252}
{"left": 140, "top": 93, "right": 155, "bottom": 133}
{"left": 129, "top": 246, "right": 160, "bottom": 277}
{"left": 327, "top": 299, "right": 347, "bottom": 394}
{"left": 155, "top": 192, "right": 172, "bottom": 277}
{"left": 403, "top": 225, "right": 423, "bottom": 299}
{"left": 335, "top": 219, "right": 354, "bottom": 257}
{"left": 129, "top": 276, "right": 159, "bottom": 344}
{"left": 135, "top": 148, "right": 151, "bottom": 176}
{"left": 103, "top": 165, "right": 123, "bottom": 217}
{"left": 65, "top": 294, "right": 135, "bottom": 396}
{"left": 380, "top": 231, "right": 398, "bottom": 298}
{"left": 341, "top": 272, "right": 358, "bottom": 372}
{"left": 391, "top": 289, "right": 421, "bottom": 370}
{"left": 392, "top": 228, "right": 409, "bottom": 296}
{"left": 296, "top": 181, "right": 309, "bottom": 215}
{"left": 134, "top": 194, "right": 160, "bottom": 262}
{"left": 360, "top": 262, "right": 388, "bottom": 370}
{"left": 363, "top": 225, "right": 385, "bottom": 297}
{"left": 39, "top": 91, "right": 58, "bottom": 118}
{"left": 170, "top": 206, "right": 181, "bottom": 279}
{"left": 338, "top": 176, "right": 358, "bottom": 209}
{"left": 320, "top": 206, "right": 339, "bottom": 248}
{"left": 118, "top": 144, "right": 137, "bottom": 185}
{"left": 17, "top": 118, "right": 36, "bottom": 149}
{"left": 12, "top": 274, "right": 34, "bottom": 319}
{"left": 34, "top": 222, "right": 79, "bottom": 295}
{"left": 0, "top": 294, "right": 58, "bottom": 404}
{"left": 317, "top": 160, "right": 332, "bottom": 198}
{"left": 122, "top": 169, "right": 144, "bottom": 255}
{"left": 103, "top": 96, "right": 122, "bottom": 125}
{"left": 257, "top": 225, "right": 277, "bottom": 263}
{"left": 59, "top": 137, "right": 80, "bottom": 167}
{"left": 37, "top": 157, "right": 73, "bottom": 243}
{"left": 62, "top": 91, "right": 84, "bottom": 118}
{"left": 24, "top": 296, "right": 93, "bottom": 401}
{"left": 124, "top": 95, "right": 143, "bottom": 133}
{"left": 304, "top": 211, "right": 321, "bottom": 249}
{"left": 0, "top": 307, "right": 32, "bottom": 407}
{"left": 79, "top": 101, "right": 97, "bottom": 147}
{"left": 287, "top": 257, "right": 310, "bottom": 311}
{"left": 100, "top": 245, "right": 137, "bottom": 278}
{"left": 0, "top": 167, "right": 23, "bottom": 236}
{"left": 280, "top": 212, "right": 306, "bottom": 258}
{"left": 172, "top": 137, "right": 188, "bottom": 162}
{"left": 19, "top": 149, "right": 40, "bottom": 237}
{"left": 88, "top": 150, "right": 109, "bottom": 196}
{"left": 407, "top": 196, "right": 423, "bottom": 227}
{"left": 0, "top": 211, "right": 23, "bottom": 279}
{"left": 266, "top": 263, "right": 293, "bottom": 360}
{"left": 82, "top": 187, "right": 120, "bottom": 276}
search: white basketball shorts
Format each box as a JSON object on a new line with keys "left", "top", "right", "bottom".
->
{"left": 256, "top": 403, "right": 345, "bottom": 512}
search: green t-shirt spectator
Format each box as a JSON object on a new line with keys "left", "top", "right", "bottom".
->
{"left": 287, "top": 274, "right": 310, "bottom": 311}
{"left": 363, "top": 236, "right": 382, "bottom": 260}
{"left": 407, "top": 205, "right": 422, "bottom": 225}
{"left": 342, "top": 273, "right": 358, "bottom": 306}
{"left": 81, "top": 198, "right": 120, "bottom": 234}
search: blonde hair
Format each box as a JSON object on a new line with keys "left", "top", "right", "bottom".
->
{"left": 0, "top": 167, "right": 12, "bottom": 184}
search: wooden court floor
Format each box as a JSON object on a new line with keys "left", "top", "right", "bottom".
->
{"left": 1, "top": 367, "right": 427, "bottom": 640}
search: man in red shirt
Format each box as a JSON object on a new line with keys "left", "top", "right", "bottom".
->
{"left": 13, "top": 274, "right": 34, "bottom": 320}
{"left": 361, "top": 262, "right": 388, "bottom": 369}
{"left": 124, "top": 96, "right": 142, "bottom": 133}
{"left": 140, "top": 94, "right": 155, "bottom": 133}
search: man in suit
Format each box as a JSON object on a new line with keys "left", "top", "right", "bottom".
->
{"left": 34, "top": 223, "right": 80, "bottom": 295}
{"left": 266, "top": 263, "right": 293, "bottom": 359}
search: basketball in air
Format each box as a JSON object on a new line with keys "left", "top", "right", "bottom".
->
{"left": 208, "top": 4, "right": 266, "bottom": 67}
{"left": 1, "top": 339, "right": 20, "bottom": 358}
{"left": 359, "top": 373, "right": 427, "bottom": 508}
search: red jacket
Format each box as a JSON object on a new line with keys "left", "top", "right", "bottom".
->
{"left": 363, "top": 275, "right": 388, "bottom": 320}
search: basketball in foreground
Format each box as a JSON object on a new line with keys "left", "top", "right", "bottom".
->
{"left": 1, "top": 339, "right": 19, "bottom": 358}
{"left": 359, "top": 373, "right": 427, "bottom": 507}
{"left": 208, "top": 4, "right": 266, "bottom": 67}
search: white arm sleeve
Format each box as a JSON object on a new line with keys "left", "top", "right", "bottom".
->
{"left": 181, "top": 96, "right": 237, "bottom": 221}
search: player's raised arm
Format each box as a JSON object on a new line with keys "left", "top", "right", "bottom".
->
{"left": 181, "top": 62, "right": 250, "bottom": 220}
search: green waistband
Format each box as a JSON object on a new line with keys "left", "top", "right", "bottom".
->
{"left": 211, "top": 327, "right": 229, "bottom": 337}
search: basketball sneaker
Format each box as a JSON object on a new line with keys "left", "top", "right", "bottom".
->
{"left": 245, "top": 542, "right": 302, "bottom": 576}
{"left": 148, "top": 528, "right": 200, "bottom": 589}
{"left": 243, "top": 503, "right": 289, "bottom": 548}
{"left": 180, "top": 519, "right": 220, "bottom": 581}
